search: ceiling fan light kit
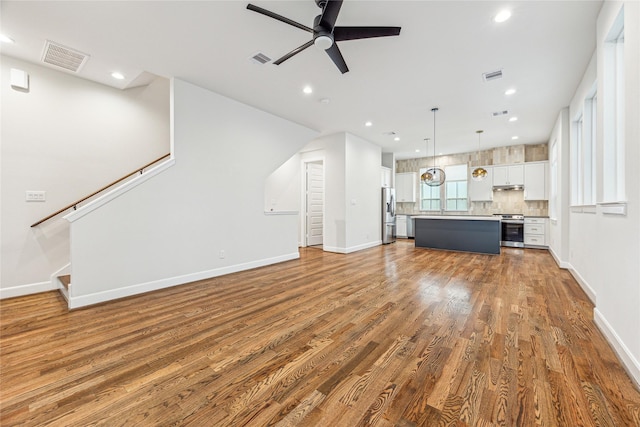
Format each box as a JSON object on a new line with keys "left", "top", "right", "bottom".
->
{"left": 246, "top": 0, "right": 401, "bottom": 74}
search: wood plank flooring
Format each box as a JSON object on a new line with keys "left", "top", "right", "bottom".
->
{"left": 1, "top": 240, "right": 640, "bottom": 426}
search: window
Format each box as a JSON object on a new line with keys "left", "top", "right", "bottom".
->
{"left": 571, "top": 114, "right": 584, "bottom": 205}
{"left": 419, "top": 164, "right": 468, "bottom": 212}
{"left": 584, "top": 93, "right": 596, "bottom": 204}
{"left": 444, "top": 164, "right": 468, "bottom": 211}
{"left": 550, "top": 139, "right": 558, "bottom": 219}
{"left": 602, "top": 7, "right": 625, "bottom": 202}
{"left": 570, "top": 88, "right": 596, "bottom": 207}
{"left": 420, "top": 182, "right": 441, "bottom": 211}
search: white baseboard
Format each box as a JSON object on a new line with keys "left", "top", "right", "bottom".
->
{"left": 67, "top": 252, "right": 300, "bottom": 309}
{"left": 323, "top": 240, "right": 382, "bottom": 254}
{"left": 594, "top": 308, "right": 640, "bottom": 390}
{"left": 566, "top": 263, "right": 597, "bottom": 304}
{"left": 0, "top": 281, "right": 57, "bottom": 300}
{"left": 548, "top": 246, "right": 570, "bottom": 269}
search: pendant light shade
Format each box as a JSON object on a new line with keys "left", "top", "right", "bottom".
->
{"left": 471, "top": 130, "right": 488, "bottom": 181}
{"left": 422, "top": 107, "right": 446, "bottom": 187}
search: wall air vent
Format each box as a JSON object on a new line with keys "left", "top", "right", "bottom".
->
{"left": 492, "top": 110, "right": 509, "bottom": 117}
{"left": 482, "top": 69, "right": 503, "bottom": 82}
{"left": 249, "top": 52, "right": 271, "bottom": 65}
{"left": 41, "top": 40, "right": 89, "bottom": 73}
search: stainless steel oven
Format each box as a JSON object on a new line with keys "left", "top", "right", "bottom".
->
{"left": 496, "top": 214, "right": 525, "bottom": 248}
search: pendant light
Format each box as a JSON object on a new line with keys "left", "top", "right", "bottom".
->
{"left": 421, "top": 107, "right": 446, "bottom": 187}
{"left": 471, "top": 130, "right": 488, "bottom": 181}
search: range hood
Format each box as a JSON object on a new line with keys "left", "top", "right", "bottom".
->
{"left": 493, "top": 185, "right": 524, "bottom": 191}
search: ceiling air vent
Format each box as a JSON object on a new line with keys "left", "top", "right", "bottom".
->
{"left": 249, "top": 52, "right": 271, "bottom": 65}
{"left": 492, "top": 110, "right": 509, "bottom": 117}
{"left": 41, "top": 40, "right": 89, "bottom": 73}
{"left": 482, "top": 69, "right": 503, "bottom": 82}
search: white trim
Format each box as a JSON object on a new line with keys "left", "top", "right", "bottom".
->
{"left": 594, "top": 308, "right": 640, "bottom": 390}
{"left": 67, "top": 252, "right": 299, "bottom": 309}
{"left": 64, "top": 158, "right": 176, "bottom": 223}
{"left": 323, "top": 240, "right": 382, "bottom": 254}
{"left": 0, "top": 281, "right": 56, "bottom": 299}
{"left": 548, "top": 246, "right": 570, "bottom": 269}
{"left": 570, "top": 205, "right": 597, "bottom": 214}
{"left": 597, "top": 202, "right": 627, "bottom": 216}
{"left": 50, "top": 263, "right": 71, "bottom": 303}
{"left": 566, "top": 263, "right": 597, "bottom": 304}
{"left": 264, "top": 210, "right": 298, "bottom": 216}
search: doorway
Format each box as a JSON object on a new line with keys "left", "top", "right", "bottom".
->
{"left": 305, "top": 161, "right": 324, "bottom": 247}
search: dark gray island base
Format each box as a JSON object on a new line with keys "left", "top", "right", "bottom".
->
{"left": 414, "top": 216, "right": 501, "bottom": 255}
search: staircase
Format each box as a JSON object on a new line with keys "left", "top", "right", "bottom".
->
{"left": 57, "top": 275, "right": 70, "bottom": 302}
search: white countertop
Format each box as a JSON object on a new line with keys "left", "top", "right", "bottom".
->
{"left": 413, "top": 215, "right": 501, "bottom": 221}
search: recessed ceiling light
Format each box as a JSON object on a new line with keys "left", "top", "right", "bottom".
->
{"left": 0, "top": 34, "right": 14, "bottom": 44}
{"left": 394, "top": 137, "right": 400, "bottom": 141}
{"left": 505, "top": 88, "right": 517, "bottom": 95}
{"left": 494, "top": 10, "right": 512, "bottom": 23}
{"left": 111, "top": 72, "right": 125, "bottom": 80}
{"left": 365, "top": 121, "right": 373, "bottom": 127}
{"left": 509, "top": 116, "right": 518, "bottom": 122}
{"left": 319, "top": 98, "right": 330, "bottom": 104}
{"left": 303, "top": 86, "right": 313, "bottom": 94}
{"left": 512, "top": 136, "right": 519, "bottom": 140}
{"left": 415, "top": 149, "right": 420, "bottom": 153}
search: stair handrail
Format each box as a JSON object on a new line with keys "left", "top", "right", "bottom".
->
{"left": 30, "top": 153, "right": 171, "bottom": 227}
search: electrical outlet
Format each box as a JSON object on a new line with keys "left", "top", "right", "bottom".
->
{"left": 26, "top": 191, "right": 46, "bottom": 202}
{"left": 219, "top": 250, "right": 225, "bottom": 259}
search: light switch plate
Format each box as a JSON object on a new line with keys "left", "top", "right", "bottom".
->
{"left": 11, "top": 68, "right": 29, "bottom": 90}
{"left": 26, "top": 191, "right": 46, "bottom": 202}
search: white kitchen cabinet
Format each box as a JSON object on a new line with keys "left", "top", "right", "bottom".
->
{"left": 396, "top": 215, "right": 408, "bottom": 238}
{"left": 468, "top": 166, "right": 493, "bottom": 201}
{"left": 381, "top": 167, "right": 392, "bottom": 188}
{"left": 524, "top": 162, "right": 548, "bottom": 200}
{"left": 395, "top": 172, "right": 416, "bottom": 202}
{"left": 493, "top": 164, "right": 524, "bottom": 186}
{"left": 524, "top": 217, "right": 548, "bottom": 247}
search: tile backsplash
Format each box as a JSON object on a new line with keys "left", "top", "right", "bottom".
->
{"left": 395, "top": 143, "right": 549, "bottom": 217}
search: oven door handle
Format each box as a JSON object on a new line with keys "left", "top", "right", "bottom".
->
{"left": 502, "top": 220, "right": 524, "bottom": 224}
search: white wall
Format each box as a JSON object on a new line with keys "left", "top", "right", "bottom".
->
{"left": 0, "top": 55, "right": 170, "bottom": 298}
{"left": 345, "top": 133, "right": 382, "bottom": 251}
{"left": 65, "top": 78, "right": 318, "bottom": 307}
{"left": 562, "top": 1, "right": 640, "bottom": 387}
{"left": 547, "top": 108, "right": 570, "bottom": 268}
{"left": 296, "top": 132, "right": 381, "bottom": 253}
{"left": 264, "top": 153, "right": 301, "bottom": 213}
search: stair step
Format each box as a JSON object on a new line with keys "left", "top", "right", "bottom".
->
{"left": 58, "top": 275, "right": 71, "bottom": 290}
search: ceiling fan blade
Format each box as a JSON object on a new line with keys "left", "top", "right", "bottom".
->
{"left": 247, "top": 4, "right": 313, "bottom": 33}
{"left": 273, "top": 40, "right": 314, "bottom": 65}
{"left": 333, "top": 26, "right": 401, "bottom": 41}
{"left": 325, "top": 43, "right": 349, "bottom": 74}
{"left": 319, "top": 0, "right": 343, "bottom": 30}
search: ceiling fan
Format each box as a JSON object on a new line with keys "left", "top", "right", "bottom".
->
{"left": 246, "top": 0, "right": 401, "bottom": 74}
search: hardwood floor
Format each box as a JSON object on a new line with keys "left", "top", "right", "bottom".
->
{"left": 1, "top": 240, "right": 639, "bottom": 426}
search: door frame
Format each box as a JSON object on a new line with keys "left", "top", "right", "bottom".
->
{"left": 301, "top": 158, "right": 325, "bottom": 248}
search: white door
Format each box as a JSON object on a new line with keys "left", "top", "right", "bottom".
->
{"left": 306, "top": 162, "right": 324, "bottom": 246}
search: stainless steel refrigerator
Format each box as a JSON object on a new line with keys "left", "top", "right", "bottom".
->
{"left": 382, "top": 187, "right": 396, "bottom": 244}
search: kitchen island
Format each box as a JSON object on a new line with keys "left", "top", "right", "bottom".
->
{"left": 414, "top": 215, "right": 501, "bottom": 254}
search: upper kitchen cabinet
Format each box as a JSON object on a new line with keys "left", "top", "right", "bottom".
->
{"left": 493, "top": 164, "right": 524, "bottom": 186}
{"left": 469, "top": 166, "right": 493, "bottom": 202}
{"left": 381, "top": 167, "right": 392, "bottom": 188}
{"left": 524, "top": 161, "right": 549, "bottom": 200}
{"left": 396, "top": 172, "right": 416, "bottom": 202}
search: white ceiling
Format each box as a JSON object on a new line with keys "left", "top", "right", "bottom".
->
{"left": 1, "top": 0, "right": 602, "bottom": 159}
